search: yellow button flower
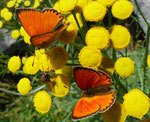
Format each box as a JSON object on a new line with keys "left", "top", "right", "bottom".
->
{"left": 58, "top": 24, "right": 77, "bottom": 44}
{"left": 17, "top": 78, "right": 32, "bottom": 95}
{"left": 103, "top": 101, "right": 127, "bottom": 122}
{"left": 46, "top": 47, "right": 68, "bottom": 70}
{"left": 24, "top": 0, "right": 31, "bottom": 6}
{"left": 22, "top": 56, "right": 27, "bottom": 64}
{"left": 97, "top": 0, "right": 117, "bottom": 7}
{"left": 110, "top": 25, "right": 131, "bottom": 50}
{"left": 112, "top": 0, "right": 134, "bottom": 19}
{"left": 17, "top": 0, "right": 22, "bottom": 4}
{"left": 32, "top": 0, "right": 40, "bottom": 9}
{"left": 20, "top": 26, "right": 26, "bottom": 36}
{"left": 33, "top": 90, "right": 51, "bottom": 114}
{"left": 50, "top": 74, "right": 70, "bottom": 97}
{"left": 98, "top": 56, "right": 114, "bottom": 76}
{"left": 23, "top": 56, "right": 39, "bottom": 75}
{"left": 11, "top": 30, "right": 20, "bottom": 39}
{"left": 35, "top": 49, "right": 45, "bottom": 59}
{"left": 59, "top": 0, "right": 77, "bottom": 13}
{"left": 4, "top": 12, "right": 13, "bottom": 21}
{"left": 15, "top": 3, "right": 19, "bottom": 8}
{"left": 83, "top": 1, "right": 107, "bottom": 22}
{"left": 123, "top": 89, "right": 150, "bottom": 119}
{"left": 115, "top": 57, "right": 135, "bottom": 77}
{"left": 55, "top": 65, "right": 73, "bottom": 79}
{"left": 147, "top": 54, "right": 150, "bottom": 68}
{"left": 67, "top": 13, "right": 83, "bottom": 30}
{"left": 79, "top": 46, "right": 102, "bottom": 68}
{"left": 86, "top": 27, "right": 110, "bottom": 49}
{"left": 24, "top": 33, "right": 31, "bottom": 45}
{"left": 1, "top": 8, "right": 9, "bottom": 18}
{"left": 8, "top": 56, "right": 21, "bottom": 73}
{"left": 0, "top": 21, "right": 3, "bottom": 29}
{"left": 7, "top": 1, "right": 16, "bottom": 8}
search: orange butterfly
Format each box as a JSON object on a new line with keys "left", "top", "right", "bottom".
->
{"left": 16, "top": 8, "right": 69, "bottom": 48}
{"left": 72, "top": 67, "right": 116, "bottom": 120}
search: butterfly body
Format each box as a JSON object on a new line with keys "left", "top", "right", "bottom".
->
{"left": 72, "top": 67, "right": 116, "bottom": 120}
{"left": 16, "top": 8, "right": 69, "bottom": 48}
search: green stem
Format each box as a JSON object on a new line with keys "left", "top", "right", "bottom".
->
{"left": 125, "top": 47, "right": 128, "bottom": 57}
{"left": 72, "top": 11, "right": 85, "bottom": 40}
{"left": 112, "top": 48, "right": 117, "bottom": 62}
{"left": 81, "top": 12, "right": 88, "bottom": 32}
{"left": 134, "top": 0, "right": 149, "bottom": 25}
{"left": 143, "top": 26, "right": 150, "bottom": 91}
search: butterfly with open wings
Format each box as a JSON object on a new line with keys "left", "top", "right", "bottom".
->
{"left": 16, "top": 8, "right": 69, "bottom": 48}
{"left": 72, "top": 67, "right": 116, "bottom": 120}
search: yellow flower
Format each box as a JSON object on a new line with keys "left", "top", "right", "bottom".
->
{"left": 22, "top": 56, "right": 27, "bottom": 64}
{"left": 24, "top": 33, "right": 31, "bottom": 45}
{"left": 58, "top": 24, "right": 77, "bottom": 44}
{"left": 83, "top": 1, "right": 107, "bottom": 22}
{"left": 123, "top": 89, "right": 150, "bottom": 119}
{"left": 32, "top": 0, "right": 40, "bottom": 9}
{"left": 38, "top": 53, "right": 53, "bottom": 72}
{"left": 11, "top": 30, "right": 20, "bottom": 39}
{"left": 112, "top": 0, "right": 134, "bottom": 19}
{"left": 74, "top": 0, "right": 92, "bottom": 13}
{"left": 4, "top": 12, "right": 13, "bottom": 21}
{"left": 0, "top": 21, "right": 3, "bottom": 29}
{"left": 15, "top": 3, "right": 19, "bottom": 8}
{"left": 50, "top": 74, "right": 70, "bottom": 97}
{"left": 59, "top": 0, "right": 77, "bottom": 13}
{"left": 55, "top": 65, "right": 73, "bottom": 79}
{"left": 79, "top": 46, "right": 102, "bottom": 68}
{"left": 103, "top": 101, "right": 127, "bottom": 122}
{"left": 17, "top": 0, "right": 22, "bottom": 4}
{"left": 147, "top": 54, "right": 150, "bottom": 68}
{"left": 17, "top": 78, "right": 32, "bottom": 95}
{"left": 35, "top": 49, "right": 45, "bottom": 59}
{"left": 97, "top": 0, "right": 117, "bottom": 7}
{"left": 46, "top": 47, "right": 68, "bottom": 70}
{"left": 67, "top": 13, "right": 83, "bottom": 30}
{"left": 23, "top": 56, "right": 39, "bottom": 75}
{"left": 110, "top": 25, "right": 131, "bottom": 50}
{"left": 1, "top": 8, "right": 9, "bottom": 18}
{"left": 20, "top": 26, "right": 26, "bottom": 36}
{"left": 142, "top": 118, "right": 150, "bottom": 122}
{"left": 98, "top": 56, "right": 114, "bottom": 76}
{"left": 24, "top": 0, "right": 31, "bottom": 6}
{"left": 86, "top": 27, "right": 110, "bottom": 49}
{"left": 115, "top": 57, "right": 135, "bottom": 77}
{"left": 33, "top": 90, "right": 51, "bottom": 114}
{"left": 7, "top": 1, "right": 15, "bottom": 8}
{"left": 8, "top": 56, "right": 21, "bottom": 73}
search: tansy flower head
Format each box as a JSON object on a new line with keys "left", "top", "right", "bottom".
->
{"left": 59, "top": 0, "right": 77, "bottom": 13}
{"left": 20, "top": 26, "right": 26, "bottom": 36}
{"left": 79, "top": 46, "right": 102, "bottom": 68}
{"left": 50, "top": 74, "right": 70, "bottom": 97}
{"left": 115, "top": 57, "right": 135, "bottom": 77}
{"left": 112, "top": 0, "right": 134, "bottom": 20}
{"left": 83, "top": 1, "right": 107, "bottom": 22}
{"left": 46, "top": 47, "right": 68, "bottom": 70}
{"left": 0, "top": 21, "right": 3, "bottom": 29}
{"left": 58, "top": 24, "right": 77, "bottom": 44}
{"left": 110, "top": 25, "right": 131, "bottom": 50}
{"left": 32, "top": 0, "right": 40, "bottom": 9}
{"left": 98, "top": 56, "right": 114, "bottom": 76}
{"left": 4, "top": 12, "right": 13, "bottom": 21}
{"left": 55, "top": 65, "right": 73, "bottom": 79}
{"left": 15, "top": 3, "right": 19, "bottom": 8}
{"left": 33, "top": 90, "right": 51, "bottom": 114}
{"left": 97, "top": 0, "right": 117, "bottom": 7}
{"left": 11, "top": 30, "right": 20, "bottom": 39}
{"left": 103, "top": 101, "right": 127, "bottom": 122}
{"left": 23, "top": 56, "right": 39, "bottom": 75}
{"left": 147, "top": 54, "right": 150, "bottom": 68}
{"left": 1, "top": 8, "right": 9, "bottom": 18}
{"left": 35, "top": 49, "right": 45, "bottom": 59}
{"left": 17, "top": 0, "right": 22, "bottom": 4}
{"left": 24, "top": 0, "right": 31, "bottom": 6}
{"left": 7, "top": 1, "right": 15, "bottom": 8}
{"left": 24, "top": 33, "right": 31, "bottom": 45}
{"left": 123, "top": 89, "right": 150, "bottom": 119}
{"left": 8, "top": 56, "right": 21, "bottom": 73}
{"left": 67, "top": 13, "right": 83, "bottom": 30}
{"left": 86, "top": 27, "right": 110, "bottom": 49}
{"left": 22, "top": 56, "right": 27, "bottom": 64}
{"left": 17, "top": 78, "right": 32, "bottom": 95}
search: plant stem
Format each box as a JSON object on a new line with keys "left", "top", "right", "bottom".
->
{"left": 143, "top": 26, "right": 150, "bottom": 91}
{"left": 81, "top": 12, "right": 88, "bottom": 33}
{"left": 112, "top": 48, "right": 117, "bottom": 62}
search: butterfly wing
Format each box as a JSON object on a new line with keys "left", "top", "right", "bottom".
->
{"left": 72, "top": 97, "right": 100, "bottom": 120}
{"left": 16, "top": 8, "right": 64, "bottom": 37}
{"left": 74, "top": 67, "right": 113, "bottom": 90}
